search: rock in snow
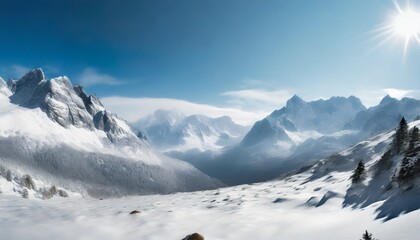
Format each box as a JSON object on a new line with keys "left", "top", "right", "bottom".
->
{"left": 182, "top": 233, "right": 205, "bottom": 240}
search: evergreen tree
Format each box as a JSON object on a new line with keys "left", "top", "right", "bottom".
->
{"left": 392, "top": 117, "right": 409, "bottom": 154}
{"left": 351, "top": 160, "right": 366, "bottom": 183}
{"left": 398, "top": 126, "right": 420, "bottom": 184}
{"left": 374, "top": 149, "right": 393, "bottom": 175}
{"left": 408, "top": 126, "right": 419, "bottom": 152}
{"left": 360, "top": 230, "right": 375, "bottom": 240}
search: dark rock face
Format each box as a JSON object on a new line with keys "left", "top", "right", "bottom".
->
{"left": 73, "top": 85, "right": 104, "bottom": 116}
{"left": 182, "top": 233, "right": 204, "bottom": 240}
{"left": 10, "top": 68, "right": 46, "bottom": 104}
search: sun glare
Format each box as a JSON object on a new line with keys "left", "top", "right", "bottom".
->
{"left": 375, "top": 0, "right": 420, "bottom": 57}
{"left": 392, "top": 7, "right": 420, "bottom": 40}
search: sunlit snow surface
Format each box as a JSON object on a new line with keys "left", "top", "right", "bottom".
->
{"left": 1, "top": 171, "right": 418, "bottom": 240}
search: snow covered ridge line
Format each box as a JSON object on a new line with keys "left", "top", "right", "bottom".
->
{"left": 0, "top": 68, "right": 223, "bottom": 197}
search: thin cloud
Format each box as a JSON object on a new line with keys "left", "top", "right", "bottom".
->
{"left": 100, "top": 96, "right": 268, "bottom": 126}
{"left": 355, "top": 88, "right": 420, "bottom": 107}
{"left": 222, "top": 88, "right": 293, "bottom": 111}
{"left": 78, "top": 68, "right": 123, "bottom": 86}
{"left": 0, "top": 64, "right": 31, "bottom": 79}
{"left": 241, "top": 78, "right": 272, "bottom": 87}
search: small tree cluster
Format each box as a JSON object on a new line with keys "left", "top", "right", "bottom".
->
{"left": 351, "top": 160, "right": 366, "bottom": 184}
{"left": 360, "top": 230, "right": 376, "bottom": 240}
{"left": 22, "top": 175, "right": 36, "bottom": 190}
{"left": 408, "top": 126, "right": 419, "bottom": 152}
{"left": 41, "top": 185, "right": 68, "bottom": 199}
{"left": 392, "top": 117, "right": 409, "bottom": 154}
{"left": 6, "top": 170, "right": 12, "bottom": 181}
{"left": 376, "top": 117, "right": 409, "bottom": 176}
{"left": 397, "top": 126, "right": 420, "bottom": 184}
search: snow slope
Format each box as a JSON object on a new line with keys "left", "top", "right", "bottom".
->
{"left": 0, "top": 150, "right": 418, "bottom": 239}
{"left": 0, "top": 69, "right": 222, "bottom": 197}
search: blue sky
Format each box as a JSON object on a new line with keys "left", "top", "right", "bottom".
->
{"left": 1, "top": 0, "right": 420, "bottom": 124}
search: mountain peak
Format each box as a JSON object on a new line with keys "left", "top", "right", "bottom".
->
{"left": 347, "top": 95, "right": 366, "bottom": 109}
{"left": 286, "top": 94, "right": 305, "bottom": 107}
{"left": 10, "top": 68, "right": 48, "bottom": 105}
{"left": 21, "top": 68, "right": 45, "bottom": 83}
{"left": 379, "top": 95, "right": 397, "bottom": 105}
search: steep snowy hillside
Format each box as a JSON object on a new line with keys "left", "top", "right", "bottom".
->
{"left": 308, "top": 118, "right": 420, "bottom": 220}
{"left": 135, "top": 110, "right": 248, "bottom": 153}
{"left": 1, "top": 120, "right": 419, "bottom": 240}
{"left": 0, "top": 69, "right": 222, "bottom": 197}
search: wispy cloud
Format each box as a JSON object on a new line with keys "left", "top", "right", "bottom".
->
{"left": 222, "top": 88, "right": 293, "bottom": 111}
{"left": 78, "top": 68, "right": 123, "bottom": 86}
{"left": 100, "top": 96, "right": 268, "bottom": 126}
{"left": 0, "top": 65, "right": 31, "bottom": 79}
{"left": 355, "top": 88, "right": 420, "bottom": 107}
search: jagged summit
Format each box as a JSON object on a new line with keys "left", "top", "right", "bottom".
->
{"left": 5, "top": 69, "right": 146, "bottom": 148}
{"left": 379, "top": 95, "right": 398, "bottom": 105}
{"left": 23, "top": 68, "right": 46, "bottom": 81}
{"left": 73, "top": 84, "right": 105, "bottom": 116}
{"left": 285, "top": 94, "right": 306, "bottom": 108}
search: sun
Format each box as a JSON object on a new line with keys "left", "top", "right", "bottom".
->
{"left": 374, "top": 0, "right": 420, "bottom": 56}
{"left": 392, "top": 2, "right": 420, "bottom": 42}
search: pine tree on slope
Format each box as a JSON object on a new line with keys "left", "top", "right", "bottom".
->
{"left": 392, "top": 117, "right": 408, "bottom": 154}
{"left": 360, "top": 230, "right": 376, "bottom": 240}
{"left": 351, "top": 160, "right": 366, "bottom": 184}
{"left": 398, "top": 126, "right": 420, "bottom": 184}
{"left": 408, "top": 126, "right": 419, "bottom": 152}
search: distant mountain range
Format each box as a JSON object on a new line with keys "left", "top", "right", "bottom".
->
{"left": 135, "top": 110, "right": 249, "bottom": 154}
{"left": 158, "top": 94, "right": 420, "bottom": 185}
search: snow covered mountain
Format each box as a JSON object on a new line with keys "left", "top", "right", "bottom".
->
{"left": 199, "top": 95, "right": 420, "bottom": 185}
{"left": 345, "top": 95, "right": 420, "bottom": 136}
{"left": 0, "top": 69, "right": 222, "bottom": 198}
{"left": 135, "top": 110, "right": 248, "bottom": 153}
{"left": 241, "top": 95, "right": 366, "bottom": 150}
